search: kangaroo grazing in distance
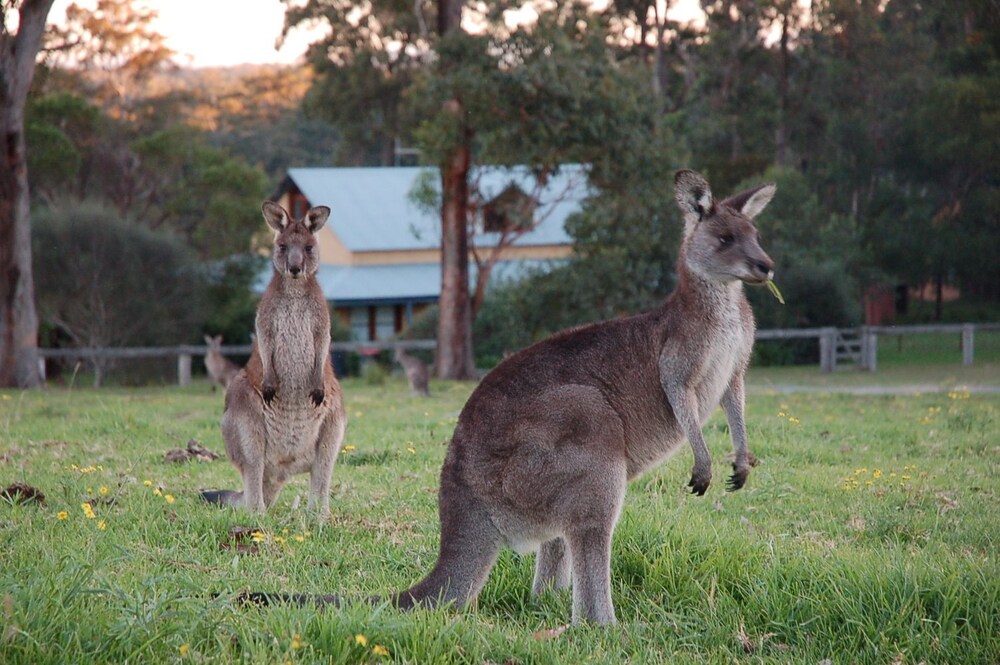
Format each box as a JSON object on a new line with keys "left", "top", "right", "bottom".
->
{"left": 395, "top": 346, "right": 431, "bottom": 396}
{"left": 201, "top": 202, "right": 347, "bottom": 520}
{"left": 242, "top": 170, "right": 775, "bottom": 624}
{"left": 203, "top": 334, "right": 241, "bottom": 390}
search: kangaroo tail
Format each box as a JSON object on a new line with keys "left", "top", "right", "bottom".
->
{"left": 233, "top": 592, "right": 341, "bottom": 608}
{"left": 390, "top": 472, "right": 503, "bottom": 610}
{"left": 200, "top": 489, "right": 243, "bottom": 507}
{"left": 234, "top": 467, "right": 504, "bottom": 613}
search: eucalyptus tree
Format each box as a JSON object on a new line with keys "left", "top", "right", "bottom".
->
{"left": 0, "top": 0, "right": 56, "bottom": 388}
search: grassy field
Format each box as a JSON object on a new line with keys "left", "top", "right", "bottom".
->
{"left": 1, "top": 366, "right": 998, "bottom": 664}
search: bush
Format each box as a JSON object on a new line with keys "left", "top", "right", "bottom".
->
{"left": 33, "top": 202, "right": 209, "bottom": 384}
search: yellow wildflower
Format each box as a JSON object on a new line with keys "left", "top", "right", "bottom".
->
{"left": 143, "top": 480, "right": 153, "bottom": 486}
{"left": 97, "top": 520, "right": 107, "bottom": 530}
{"left": 291, "top": 634, "right": 305, "bottom": 650}
{"left": 57, "top": 511, "right": 68, "bottom": 520}
{"left": 164, "top": 494, "right": 175, "bottom": 504}
{"left": 179, "top": 643, "right": 190, "bottom": 658}
{"left": 294, "top": 535, "right": 305, "bottom": 543}
{"left": 372, "top": 644, "right": 389, "bottom": 657}
{"left": 251, "top": 531, "right": 266, "bottom": 543}
{"left": 275, "top": 536, "right": 286, "bottom": 544}
{"left": 153, "top": 488, "right": 162, "bottom": 496}
{"left": 355, "top": 634, "right": 368, "bottom": 647}
{"left": 99, "top": 486, "right": 109, "bottom": 495}
{"left": 81, "top": 503, "right": 95, "bottom": 519}
{"left": 343, "top": 445, "right": 356, "bottom": 451}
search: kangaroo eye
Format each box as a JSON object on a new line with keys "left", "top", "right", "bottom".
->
{"left": 278, "top": 244, "right": 288, "bottom": 252}
{"left": 719, "top": 234, "right": 735, "bottom": 246}
{"left": 305, "top": 245, "right": 314, "bottom": 252}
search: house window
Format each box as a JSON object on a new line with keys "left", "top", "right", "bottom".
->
{"left": 374, "top": 306, "right": 395, "bottom": 340}
{"left": 350, "top": 308, "right": 369, "bottom": 341}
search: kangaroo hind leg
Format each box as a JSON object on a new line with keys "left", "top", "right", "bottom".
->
{"left": 533, "top": 537, "right": 571, "bottom": 595}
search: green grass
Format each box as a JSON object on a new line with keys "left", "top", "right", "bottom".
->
{"left": 1, "top": 373, "right": 998, "bottom": 664}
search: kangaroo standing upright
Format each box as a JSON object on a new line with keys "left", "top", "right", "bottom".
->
{"left": 203, "top": 334, "right": 241, "bottom": 390}
{"left": 201, "top": 202, "right": 347, "bottom": 519}
{"left": 248, "top": 170, "right": 775, "bottom": 624}
{"left": 394, "top": 347, "right": 431, "bottom": 396}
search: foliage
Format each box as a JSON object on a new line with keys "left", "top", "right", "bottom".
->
{"left": 200, "top": 254, "right": 268, "bottom": 346}
{"left": 2, "top": 375, "right": 999, "bottom": 662}
{"left": 31, "top": 202, "right": 208, "bottom": 351}
{"left": 43, "top": 0, "right": 175, "bottom": 120}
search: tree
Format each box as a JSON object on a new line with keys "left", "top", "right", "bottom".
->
{"left": 43, "top": 0, "right": 174, "bottom": 121}
{"left": 0, "top": 0, "right": 55, "bottom": 388}
{"left": 32, "top": 203, "right": 207, "bottom": 385}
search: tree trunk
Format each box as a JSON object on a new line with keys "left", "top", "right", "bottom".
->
{"left": 433, "top": 0, "right": 476, "bottom": 380}
{"left": 0, "top": 0, "right": 55, "bottom": 388}
{"left": 775, "top": 3, "right": 791, "bottom": 167}
{"left": 435, "top": 114, "right": 476, "bottom": 380}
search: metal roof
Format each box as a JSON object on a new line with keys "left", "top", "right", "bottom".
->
{"left": 310, "top": 259, "right": 563, "bottom": 305}
{"left": 284, "top": 165, "right": 588, "bottom": 253}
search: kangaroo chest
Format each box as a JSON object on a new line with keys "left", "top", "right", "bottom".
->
{"left": 258, "top": 296, "right": 327, "bottom": 470}
{"left": 691, "top": 306, "right": 752, "bottom": 420}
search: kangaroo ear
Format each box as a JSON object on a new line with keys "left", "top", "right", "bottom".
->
{"left": 674, "top": 169, "right": 714, "bottom": 230}
{"left": 204, "top": 335, "right": 212, "bottom": 345}
{"left": 261, "top": 201, "right": 290, "bottom": 232}
{"left": 306, "top": 206, "right": 331, "bottom": 232}
{"left": 723, "top": 182, "right": 776, "bottom": 220}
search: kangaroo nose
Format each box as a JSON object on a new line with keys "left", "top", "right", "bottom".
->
{"left": 753, "top": 258, "right": 774, "bottom": 278}
{"left": 289, "top": 266, "right": 302, "bottom": 276}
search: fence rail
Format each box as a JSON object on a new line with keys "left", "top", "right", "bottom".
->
{"left": 37, "top": 323, "right": 1000, "bottom": 385}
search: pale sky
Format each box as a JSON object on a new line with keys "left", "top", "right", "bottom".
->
{"left": 49, "top": 0, "right": 317, "bottom": 68}
{"left": 47, "top": 0, "right": 705, "bottom": 69}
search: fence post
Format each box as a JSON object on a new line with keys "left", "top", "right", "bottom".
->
{"left": 819, "top": 327, "right": 836, "bottom": 373}
{"left": 962, "top": 324, "right": 974, "bottom": 366}
{"left": 861, "top": 327, "right": 878, "bottom": 372}
{"left": 177, "top": 352, "right": 192, "bottom": 386}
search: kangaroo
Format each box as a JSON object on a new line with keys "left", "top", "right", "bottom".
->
{"left": 201, "top": 201, "right": 347, "bottom": 520}
{"left": 243, "top": 170, "right": 775, "bottom": 624}
{"left": 203, "top": 334, "right": 241, "bottom": 390}
{"left": 394, "top": 346, "right": 431, "bottom": 396}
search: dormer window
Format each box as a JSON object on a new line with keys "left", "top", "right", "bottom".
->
{"left": 481, "top": 184, "right": 537, "bottom": 233}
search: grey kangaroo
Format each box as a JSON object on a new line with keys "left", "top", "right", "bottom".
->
{"left": 203, "top": 334, "right": 241, "bottom": 390}
{"left": 394, "top": 346, "right": 431, "bottom": 396}
{"left": 245, "top": 170, "right": 775, "bottom": 624}
{"left": 201, "top": 202, "right": 347, "bottom": 520}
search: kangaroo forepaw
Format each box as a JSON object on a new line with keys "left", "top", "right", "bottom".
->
{"left": 310, "top": 387, "right": 324, "bottom": 407}
{"left": 262, "top": 384, "right": 276, "bottom": 404}
{"left": 688, "top": 472, "right": 711, "bottom": 496}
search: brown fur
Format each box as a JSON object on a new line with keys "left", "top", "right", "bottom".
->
{"left": 251, "top": 170, "right": 776, "bottom": 624}
{"left": 201, "top": 202, "right": 347, "bottom": 520}
{"left": 382, "top": 169, "right": 776, "bottom": 624}
{"left": 394, "top": 347, "right": 431, "bottom": 396}
{"left": 203, "top": 334, "right": 241, "bottom": 390}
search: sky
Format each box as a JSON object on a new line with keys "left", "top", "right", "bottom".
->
{"left": 49, "top": 0, "right": 317, "bottom": 68}
{"left": 47, "top": 0, "right": 704, "bottom": 69}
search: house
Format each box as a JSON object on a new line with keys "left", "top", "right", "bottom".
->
{"left": 271, "top": 165, "right": 588, "bottom": 341}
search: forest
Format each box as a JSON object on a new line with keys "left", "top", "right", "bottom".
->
{"left": 10, "top": 0, "right": 1000, "bottom": 380}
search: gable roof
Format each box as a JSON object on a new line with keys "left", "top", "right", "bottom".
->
{"left": 278, "top": 165, "right": 589, "bottom": 253}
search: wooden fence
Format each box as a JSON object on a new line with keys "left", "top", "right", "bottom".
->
{"left": 37, "top": 324, "right": 1000, "bottom": 385}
